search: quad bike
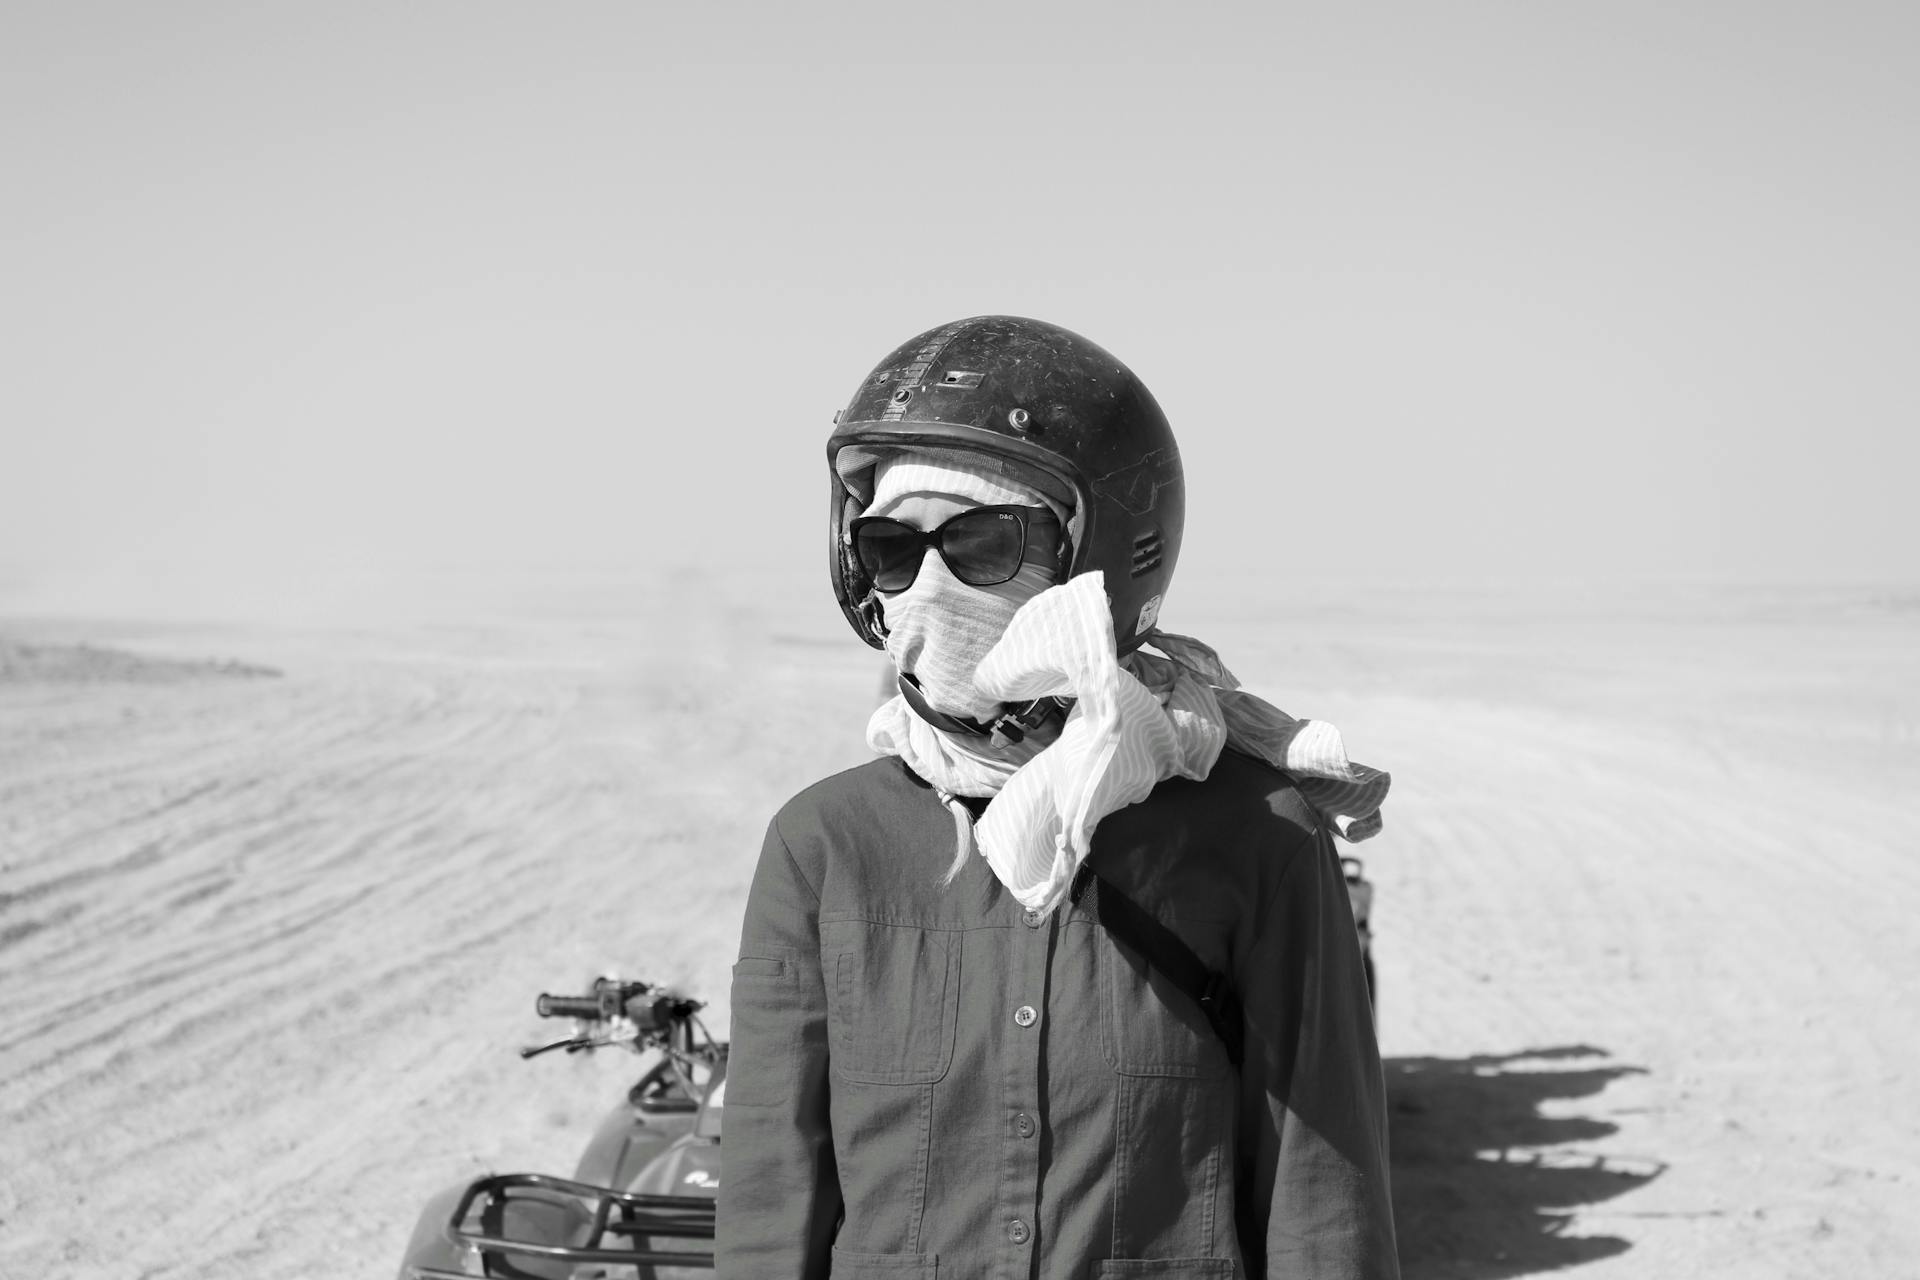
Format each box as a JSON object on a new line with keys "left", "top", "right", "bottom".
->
{"left": 398, "top": 866, "right": 1376, "bottom": 1278}
{"left": 1343, "top": 854, "right": 1376, "bottom": 1007}
{"left": 397, "top": 976, "right": 724, "bottom": 1279}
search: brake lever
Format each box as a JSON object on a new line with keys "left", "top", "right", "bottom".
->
{"left": 523, "top": 1030, "right": 645, "bottom": 1060}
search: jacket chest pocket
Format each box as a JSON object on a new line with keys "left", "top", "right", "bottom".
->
{"left": 1095, "top": 922, "right": 1232, "bottom": 1080}
{"left": 822, "top": 919, "right": 960, "bottom": 1085}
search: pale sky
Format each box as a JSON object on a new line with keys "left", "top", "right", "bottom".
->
{"left": 4, "top": 1, "right": 1915, "bottom": 619}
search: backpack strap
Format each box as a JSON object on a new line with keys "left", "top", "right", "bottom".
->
{"left": 1069, "top": 865, "right": 1244, "bottom": 1067}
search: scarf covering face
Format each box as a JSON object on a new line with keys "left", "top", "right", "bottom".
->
{"left": 862, "top": 455, "right": 1061, "bottom": 722}
{"left": 859, "top": 454, "right": 1391, "bottom": 914}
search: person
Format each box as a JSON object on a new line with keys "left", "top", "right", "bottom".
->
{"left": 717, "top": 315, "right": 1398, "bottom": 1279}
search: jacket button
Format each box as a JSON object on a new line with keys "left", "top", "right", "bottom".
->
{"left": 1013, "top": 1004, "right": 1037, "bottom": 1028}
{"left": 1007, "top": 1219, "right": 1031, "bottom": 1245}
{"left": 1021, "top": 908, "right": 1044, "bottom": 928}
{"left": 1014, "top": 1112, "right": 1035, "bottom": 1138}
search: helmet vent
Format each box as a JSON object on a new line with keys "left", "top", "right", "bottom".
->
{"left": 1130, "top": 528, "right": 1164, "bottom": 577}
{"left": 940, "top": 370, "right": 983, "bottom": 388}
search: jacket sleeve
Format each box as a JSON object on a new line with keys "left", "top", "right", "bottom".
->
{"left": 715, "top": 816, "right": 840, "bottom": 1280}
{"left": 1235, "top": 821, "right": 1400, "bottom": 1279}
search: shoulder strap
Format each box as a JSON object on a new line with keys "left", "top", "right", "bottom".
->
{"left": 1069, "top": 865, "right": 1244, "bottom": 1067}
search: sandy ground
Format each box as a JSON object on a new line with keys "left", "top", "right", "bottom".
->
{"left": 2, "top": 573, "right": 1915, "bottom": 1279}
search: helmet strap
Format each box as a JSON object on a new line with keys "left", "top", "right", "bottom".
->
{"left": 896, "top": 672, "right": 1070, "bottom": 749}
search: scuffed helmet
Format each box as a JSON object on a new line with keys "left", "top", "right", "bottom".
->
{"left": 828, "top": 315, "right": 1184, "bottom": 656}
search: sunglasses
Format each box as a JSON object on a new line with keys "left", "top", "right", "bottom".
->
{"left": 849, "top": 505, "right": 1064, "bottom": 593}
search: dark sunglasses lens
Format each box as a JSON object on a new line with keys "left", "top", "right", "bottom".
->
{"left": 938, "top": 508, "right": 1028, "bottom": 586}
{"left": 853, "top": 520, "right": 926, "bottom": 591}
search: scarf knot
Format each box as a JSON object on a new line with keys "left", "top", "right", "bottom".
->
{"left": 867, "top": 572, "right": 1391, "bottom": 913}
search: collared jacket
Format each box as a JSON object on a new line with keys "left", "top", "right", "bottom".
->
{"left": 718, "top": 750, "right": 1398, "bottom": 1280}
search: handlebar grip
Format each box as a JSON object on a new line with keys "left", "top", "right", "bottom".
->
{"left": 536, "top": 994, "right": 605, "bottom": 1020}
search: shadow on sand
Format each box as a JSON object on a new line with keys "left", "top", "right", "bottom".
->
{"left": 1388, "top": 1046, "right": 1662, "bottom": 1279}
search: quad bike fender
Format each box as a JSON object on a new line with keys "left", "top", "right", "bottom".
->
{"left": 396, "top": 1180, "right": 477, "bottom": 1280}
{"left": 625, "top": 1133, "right": 721, "bottom": 1199}
{"left": 573, "top": 1098, "right": 687, "bottom": 1190}
{"left": 573, "top": 1054, "right": 705, "bottom": 1188}
{"left": 400, "top": 1175, "right": 602, "bottom": 1280}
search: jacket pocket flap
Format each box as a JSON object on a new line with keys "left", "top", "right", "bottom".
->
{"left": 1092, "top": 1258, "right": 1233, "bottom": 1277}
{"left": 830, "top": 1245, "right": 938, "bottom": 1277}
{"left": 732, "top": 955, "right": 789, "bottom": 979}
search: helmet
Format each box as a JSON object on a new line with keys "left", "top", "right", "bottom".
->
{"left": 828, "top": 315, "right": 1184, "bottom": 656}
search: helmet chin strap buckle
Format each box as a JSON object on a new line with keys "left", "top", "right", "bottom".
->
{"left": 896, "top": 672, "right": 1069, "bottom": 747}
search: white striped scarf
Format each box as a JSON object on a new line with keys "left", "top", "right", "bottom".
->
{"left": 868, "top": 569, "right": 1391, "bottom": 914}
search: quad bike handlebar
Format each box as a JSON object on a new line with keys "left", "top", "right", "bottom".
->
{"left": 534, "top": 994, "right": 604, "bottom": 1020}
{"left": 522, "top": 976, "right": 717, "bottom": 1065}
{"left": 536, "top": 978, "right": 706, "bottom": 1029}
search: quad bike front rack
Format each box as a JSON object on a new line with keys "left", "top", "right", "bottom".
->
{"left": 417, "top": 1171, "right": 716, "bottom": 1277}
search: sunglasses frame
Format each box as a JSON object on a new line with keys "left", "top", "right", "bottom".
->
{"left": 848, "top": 504, "right": 1063, "bottom": 594}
